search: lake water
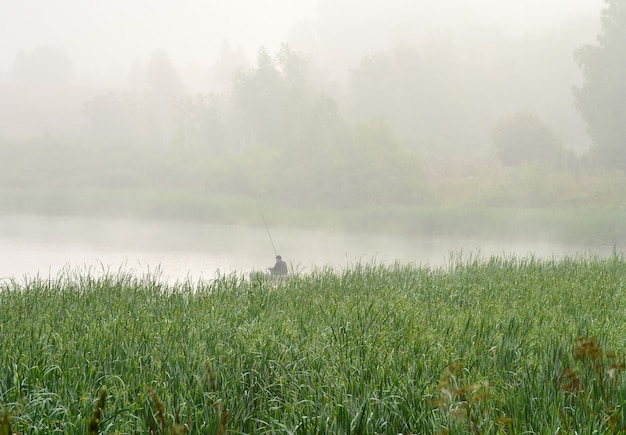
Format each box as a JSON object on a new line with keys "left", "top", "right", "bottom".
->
{"left": 0, "top": 214, "right": 619, "bottom": 284}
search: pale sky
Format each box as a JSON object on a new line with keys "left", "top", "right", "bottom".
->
{"left": 0, "top": 0, "right": 317, "bottom": 76}
{"left": 0, "top": 0, "right": 604, "bottom": 78}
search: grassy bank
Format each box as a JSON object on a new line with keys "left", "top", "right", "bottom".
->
{"left": 1, "top": 255, "right": 626, "bottom": 433}
{"left": 0, "top": 187, "right": 624, "bottom": 245}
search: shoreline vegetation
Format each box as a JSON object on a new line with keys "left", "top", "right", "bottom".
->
{"left": 0, "top": 187, "right": 624, "bottom": 246}
{"left": 2, "top": 255, "right": 626, "bottom": 433}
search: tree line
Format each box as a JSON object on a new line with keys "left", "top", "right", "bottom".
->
{"left": 1, "top": 0, "right": 624, "bottom": 206}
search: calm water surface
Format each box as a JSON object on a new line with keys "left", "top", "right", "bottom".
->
{"left": 0, "top": 214, "right": 618, "bottom": 284}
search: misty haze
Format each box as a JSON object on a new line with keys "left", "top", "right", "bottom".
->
{"left": 3, "top": 2, "right": 626, "bottom": 433}
{"left": 0, "top": 0, "right": 624, "bottom": 281}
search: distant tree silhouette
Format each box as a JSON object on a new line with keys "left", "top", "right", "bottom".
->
{"left": 574, "top": 0, "right": 626, "bottom": 170}
{"left": 492, "top": 113, "right": 563, "bottom": 167}
{"left": 213, "top": 40, "right": 248, "bottom": 86}
{"left": 146, "top": 50, "right": 184, "bottom": 149}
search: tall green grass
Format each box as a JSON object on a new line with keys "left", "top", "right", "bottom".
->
{"left": 1, "top": 254, "right": 625, "bottom": 433}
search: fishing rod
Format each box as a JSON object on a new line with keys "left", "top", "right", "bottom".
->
{"left": 256, "top": 198, "right": 278, "bottom": 257}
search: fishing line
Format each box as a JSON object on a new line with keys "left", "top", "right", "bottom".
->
{"left": 256, "top": 198, "right": 278, "bottom": 257}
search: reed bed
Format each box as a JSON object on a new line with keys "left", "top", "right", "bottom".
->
{"left": 1, "top": 254, "right": 625, "bottom": 434}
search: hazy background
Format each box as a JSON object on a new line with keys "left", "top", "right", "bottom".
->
{"left": 0, "top": 0, "right": 603, "bottom": 145}
{"left": 0, "top": 0, "right": 603, "bottom": 76}
{"left": 1, "top": 0, "right": 624, "bottom": 281}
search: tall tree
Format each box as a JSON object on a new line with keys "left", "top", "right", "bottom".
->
{"left": 491, "top": 113, "right": 563, "bottom": 167}
{"left": 213, "top": 40, "right": 248, "bottom": 87}
{"left": 344, "top": 45, "right": 475, "bottom": 165}
{"left": 84, "top": 51, "right": 183, "bottom": 150}
{"left": 145, "top": 50, "right": 184, "bottom": 149}
{"left": 231, "top": 45, "right": 319, "bottom": 153}
{"left": 574, "top": 0, "right": 626, "bottom": 169}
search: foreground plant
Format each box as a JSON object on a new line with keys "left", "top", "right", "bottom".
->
{"left": 434, "top": 362, "right": 512, "bottom": 434}
{"left": 0, "top": 407, "right": 19, "bottom": 435}
{"left": 146, "top": 387, "right": 189, "bottom": 435}
{"left": 87, "top": 387, "right": 108, "bottom": 435}
{"left": 560, "top": 337, "right": 626, "bottom": 433}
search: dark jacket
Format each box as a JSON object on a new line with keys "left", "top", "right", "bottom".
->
{"left": 270, "top": 260, "right": 288, "bottom": 276}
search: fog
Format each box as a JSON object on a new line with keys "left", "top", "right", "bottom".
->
{"left": 0, "top": 215, "right": 615, "bottom": 284}
{"left": 0, "top": 0, "right": 603, "bottom": 151}
{"left": 1, "top": 0, "right": 623, "bottom": 282}
{"left": 0, "top": 0, "right": 602, "bottom": 75}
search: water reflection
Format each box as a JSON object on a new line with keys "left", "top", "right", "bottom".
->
{"left": 0, "top": 214, "right": 618, "bottom": 284}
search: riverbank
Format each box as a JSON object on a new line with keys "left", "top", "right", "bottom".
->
{"left": 4, "top": 213, "right": 620, "bottom": 284}
{"left": 1, "top": 187, "right": 624, "bottom": 246}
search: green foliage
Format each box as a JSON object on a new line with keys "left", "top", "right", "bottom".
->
{"left": 174, "top": 94, "right": 228, "bottom": 154}
{"left": 0, "top": 407, "right": 18, "bottom": 435}
{"left": 231, "top": 45, "right": 322, "bottom": 153}
{"left": 342, "top": 121, "right": 424, "bottom": 205}
{"left": 0, "top": 185, "right": 624, "bottom": 245}
{"left": 83, "top": 50, "right": 184, "bottom": 150}
{"left": 1, "top": 256, "right": 626, "bottom": 433}
{"left": 491, "top": 112, "right": 564, "bottom": 167}
{"left": 434, "top": 362, "right": 502, "bottom": 434}
{"left": 220, "top": 46, "right": 425, "bottom": 206}
{"left": 87, "top": 388, "right": 107, "bottom": 435}
{"left": 14, "top": 37, "right": 626, "bottom": 208}
{"left": 5, "top": 36, "right": 626, "bottom": 209}
{"left": 559, "top": 337, "right": 626, "bottom": 432}
{"left": 574, "top": 0, "right": 626, "bottom": 170}
{"left": 430, "top": 160, "right": 626, "bottom": 208}
{"left": 346, "top": 47, "right": 423, "bottom": 127}
{"left": 344, "top": 45, "right": 468, "bottom": 161}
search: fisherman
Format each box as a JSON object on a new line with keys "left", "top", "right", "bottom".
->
{"left": 268, "top": 255, "right": 288, "bottom": 277}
